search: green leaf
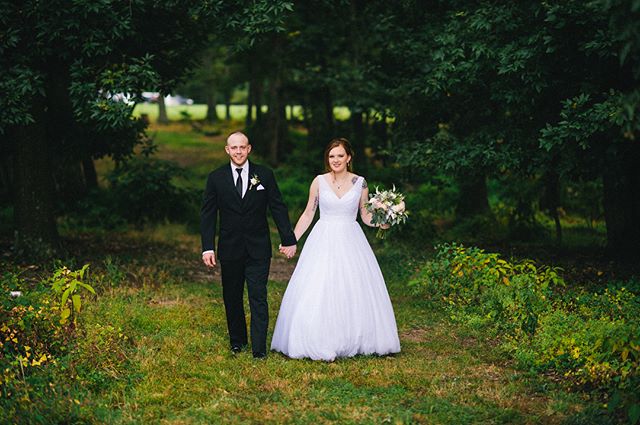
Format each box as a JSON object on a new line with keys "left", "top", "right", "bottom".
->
{"left": 77, "top": 282, "right": 96, "bottom": 295}
{"left": 79, "top": 264, "right": 90, "bottom": 278}
{"left": 630, "top": 404, "right": 640, "bottom": 425}
{"left": 60, "top": 308, "right": 71, "bottom": 321}
{"left": 61, "top": 287, "right": 72, "bottom": 307}
{"left": 72, "top": 295, "right": 81, "bottom": 313}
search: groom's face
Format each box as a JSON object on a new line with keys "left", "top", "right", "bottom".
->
{"left": 225, "top": 134, "right": 252, "bottom": 166}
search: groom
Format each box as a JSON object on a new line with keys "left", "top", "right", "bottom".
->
{"left": 200, "top": 131, "right": 297, "bottom": 359}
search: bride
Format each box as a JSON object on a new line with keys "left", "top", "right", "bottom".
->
{"left": 271, "top": 138, "right": 401, "bottom": 361}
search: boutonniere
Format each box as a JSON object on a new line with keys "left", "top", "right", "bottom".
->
{"left": 249, "top": 174, "right": 261, "bottom": 190}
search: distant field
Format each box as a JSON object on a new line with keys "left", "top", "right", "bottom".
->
{"left": 132, "top": 104, "right": 351, "bottom": 122}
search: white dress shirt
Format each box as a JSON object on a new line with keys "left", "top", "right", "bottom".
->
{"left": 231, "top": 160, "right": 249, "bottom": 198}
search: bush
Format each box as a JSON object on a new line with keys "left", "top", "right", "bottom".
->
{"left": 0, "top": 265, "right": 131, "bottom": 422}
{"left": 107, "top": 156, "right": 199, "bottom": 226}
{"left": 62, "top": 188, "right": 127, "bottom": 231}
{"left": 446, "top": 213, "right": 509, "bottom": 245}
{"left": 275, "top": 166, "right": 312, "bottom": 218}
{"left": 410, "top": 244, "right": 640, "bottom": 421}
{"left": 409, "top": 243, "right": 563, "bottom": 336}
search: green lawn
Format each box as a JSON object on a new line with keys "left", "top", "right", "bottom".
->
{"left": 3, "top": 125, "right": 606, "bottom": 424}
{"left": 132, "top": 104, "right": 351, "bottom": 123}
{"left": 72, "top": 126, "right": 601, "bottom": 424}
{"left": 76, "top": 242, "right": 592, "bottom": 424}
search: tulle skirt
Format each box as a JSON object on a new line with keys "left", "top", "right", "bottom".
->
{"left": 271, "top": 217, "right": 401, "bottom": 361}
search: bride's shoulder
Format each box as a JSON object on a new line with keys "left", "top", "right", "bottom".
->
{"left": 316, "top": 173, "right": 331, "bottom": 182}
{"left": 356, "top": 174, "right": 368, "bottom": 188}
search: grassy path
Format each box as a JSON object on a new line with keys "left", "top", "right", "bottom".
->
{"left": 81, "top": 251, "right": 588, "bottom": 424}
{"left": 78, "top": 124, "right": 594, "bottom": 423}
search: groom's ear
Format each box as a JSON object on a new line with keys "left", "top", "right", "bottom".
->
{"left": 247, "top": 144, "right": 252, "bottom": 154}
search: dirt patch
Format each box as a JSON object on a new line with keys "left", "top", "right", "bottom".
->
{"left": 269, "top": 257, "right": 296, "bottom": 282}
{"left": 401, "top": 327, "right": 432, "bottom": 343}
{"left": 147, "top": 298, "right": 185, "bottom": 307}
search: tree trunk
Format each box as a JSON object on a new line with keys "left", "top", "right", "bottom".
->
{"left": 603, "top": 141, "right": 640, "bottom": 259}
{"left": 255, "top": 81, "right": 263, "bottom": 124}
{"left": 225, "top": 94, "right": 232, "bottom": 121}
{"left": 157, "top": 95, "right": 169, "bottom": 124}
{"left": 541, "top": 166, "right": 562, "bottom": 245}
{"left": 13, "top": 95, "right": 59, "bottom": 257}
{"left": 265, "top": 38, "right": 288, "bottom": 165}
{"left": 455, "top": 173, "right": 490, "bottom": 219}
{"left": 53, "top": 162, "right": 86, "bottom": 205}
{"left": 350, "top": 110, "right": 366, "bottom": 173}
{"left": 206, "top": 93, "right": 218, "bottom": 124}
{"left": 307, "top": 86, "right": 334, "bottom": 153}
{"left": 246, "top": 79, "right": 254, "bottom": 128}
{"left": 82, "top": 156, "right": 98, "bottom": 190}
{"left": 46, "top": 59, "right": 87, "bottom": 205}
{"left": 0, "top": 138, "right": 12, "bottom": 203}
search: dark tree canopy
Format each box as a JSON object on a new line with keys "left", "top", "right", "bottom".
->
{"left": 0, "top": 0, "right": 292, "bottom": 256}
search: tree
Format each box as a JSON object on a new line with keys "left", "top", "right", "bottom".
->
{"left": 0, "top": 0, "right": 293, "bottom": 257}
{"left": 381, "top": 1, "right": 639, "bottom": 254}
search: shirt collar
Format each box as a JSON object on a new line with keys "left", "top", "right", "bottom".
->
{"left": 230, "top": 160, "right": 249, "bottom": 173}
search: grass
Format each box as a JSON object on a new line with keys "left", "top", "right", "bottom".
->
{"left": 132, "top": 104, "right": 352, "bottom": 123}
{"left": 5, "top": 124, "right": 611, "bottom": 423}
{"left": 73, "top": 241, "right": 595, "bottom": 424}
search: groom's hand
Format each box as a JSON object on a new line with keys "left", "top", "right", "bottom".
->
{"left": 279, "top": 244, "right": 296, "bottom": 259}
{"left": 202, "top": 251, "right": 217, "bottom": 268}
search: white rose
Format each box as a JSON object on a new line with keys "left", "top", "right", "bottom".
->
{"left": 392, "top": 201, "right": 405, "bottom": 213}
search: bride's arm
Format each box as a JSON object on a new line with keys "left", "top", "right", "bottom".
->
{"left": 359, "top": 179, "right": 389, "bottom": 228}
{"left": 359, "top": 179, "right": 376, "bottom": 227}
{"left": 293, "top": 177, "right": 320, "bottom": 240}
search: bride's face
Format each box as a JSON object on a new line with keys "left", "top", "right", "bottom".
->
{"left": 328, "top": 146, "right": 351, "bottom": 173}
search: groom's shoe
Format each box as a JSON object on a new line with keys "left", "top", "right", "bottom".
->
{"left": 231, "top": 345, "right": 245, "bottom": 354}
{"left": 252, "top": 352, "right": 266, "bottom": 360}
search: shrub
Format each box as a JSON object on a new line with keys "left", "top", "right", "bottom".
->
{"left": 409, "top": 243, "right": 563, "bottom": 336}
{"left": 62, "top": 188, "right": 127, "bottom": 231}
{"left": 107, "top": 156, "right": 199, "bottom": 225}
{"left": 410, "top": 244, "right": 640, "bottom": 421}
{"left": 0, "top": 265, "right": 131, "bottom": 422}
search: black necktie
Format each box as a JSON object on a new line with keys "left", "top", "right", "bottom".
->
{"left": 235, "top": 168, "right": 243, "bottom": 197}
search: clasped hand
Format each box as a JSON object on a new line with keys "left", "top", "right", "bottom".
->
{"left": 279, "top": 244, "right": 297, "bottom": 259}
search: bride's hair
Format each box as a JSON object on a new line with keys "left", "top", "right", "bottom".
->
{"left": 324, "top": 138, "right": 354, "bottom": 172}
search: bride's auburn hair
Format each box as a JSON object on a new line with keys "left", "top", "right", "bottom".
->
{"left": 324, "top": 138, "right": 354, "bottom": 172}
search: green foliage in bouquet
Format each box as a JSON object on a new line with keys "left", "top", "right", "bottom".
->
{"left": 366, "top": 186, "right": 408, "bottom": 239}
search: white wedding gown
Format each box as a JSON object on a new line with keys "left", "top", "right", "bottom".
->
{"left": 271, "top": 175, "right": 401, "bottom": 361}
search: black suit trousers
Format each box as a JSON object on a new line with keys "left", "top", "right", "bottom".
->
{"left": 220, "top": 256, "right": 271, "bottom": 354}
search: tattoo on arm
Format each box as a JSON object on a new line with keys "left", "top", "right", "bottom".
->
{"left": 312, "top": 195, "right": 318, "bottom": 213}
{"left": 361, "top": 178, "right": 367, "bottom": 189}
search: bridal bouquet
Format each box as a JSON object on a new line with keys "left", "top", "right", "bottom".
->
{"left": 366, "top": 185, "right": 408, "bottom": 239}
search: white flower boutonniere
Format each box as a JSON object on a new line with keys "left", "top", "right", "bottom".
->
{"left": 249, "top": 174, "right": 261, "bottom": 190}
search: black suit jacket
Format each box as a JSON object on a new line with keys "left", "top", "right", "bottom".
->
{"left": 200, "top": 161, "right": 297, "bottom": 261}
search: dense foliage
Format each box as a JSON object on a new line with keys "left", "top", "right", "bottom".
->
{"left": 410, "top": 243, "right": 640, "bottom": 422}
{"left": 0, "top": 265, "right": 130, "bottom": 422}
{"left": 0, "top": 0, "right": 293, "bottom": 255}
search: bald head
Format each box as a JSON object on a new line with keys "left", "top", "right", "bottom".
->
{"left": 227, "top": 131, "right": 249, "bottom": 145}
{"left": 225, "top": 131, "right": 252, "bottom": 166}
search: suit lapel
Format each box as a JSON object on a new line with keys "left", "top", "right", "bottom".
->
{"left": 243, "top": 162, "right": 254, "bottom": 206}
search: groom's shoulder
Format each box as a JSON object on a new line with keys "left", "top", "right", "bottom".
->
{"left": 210, "top": 165, "right": 228, "bottom": 176}
{"left": 252, "top": 162, "right": 274, "bottom": 175}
